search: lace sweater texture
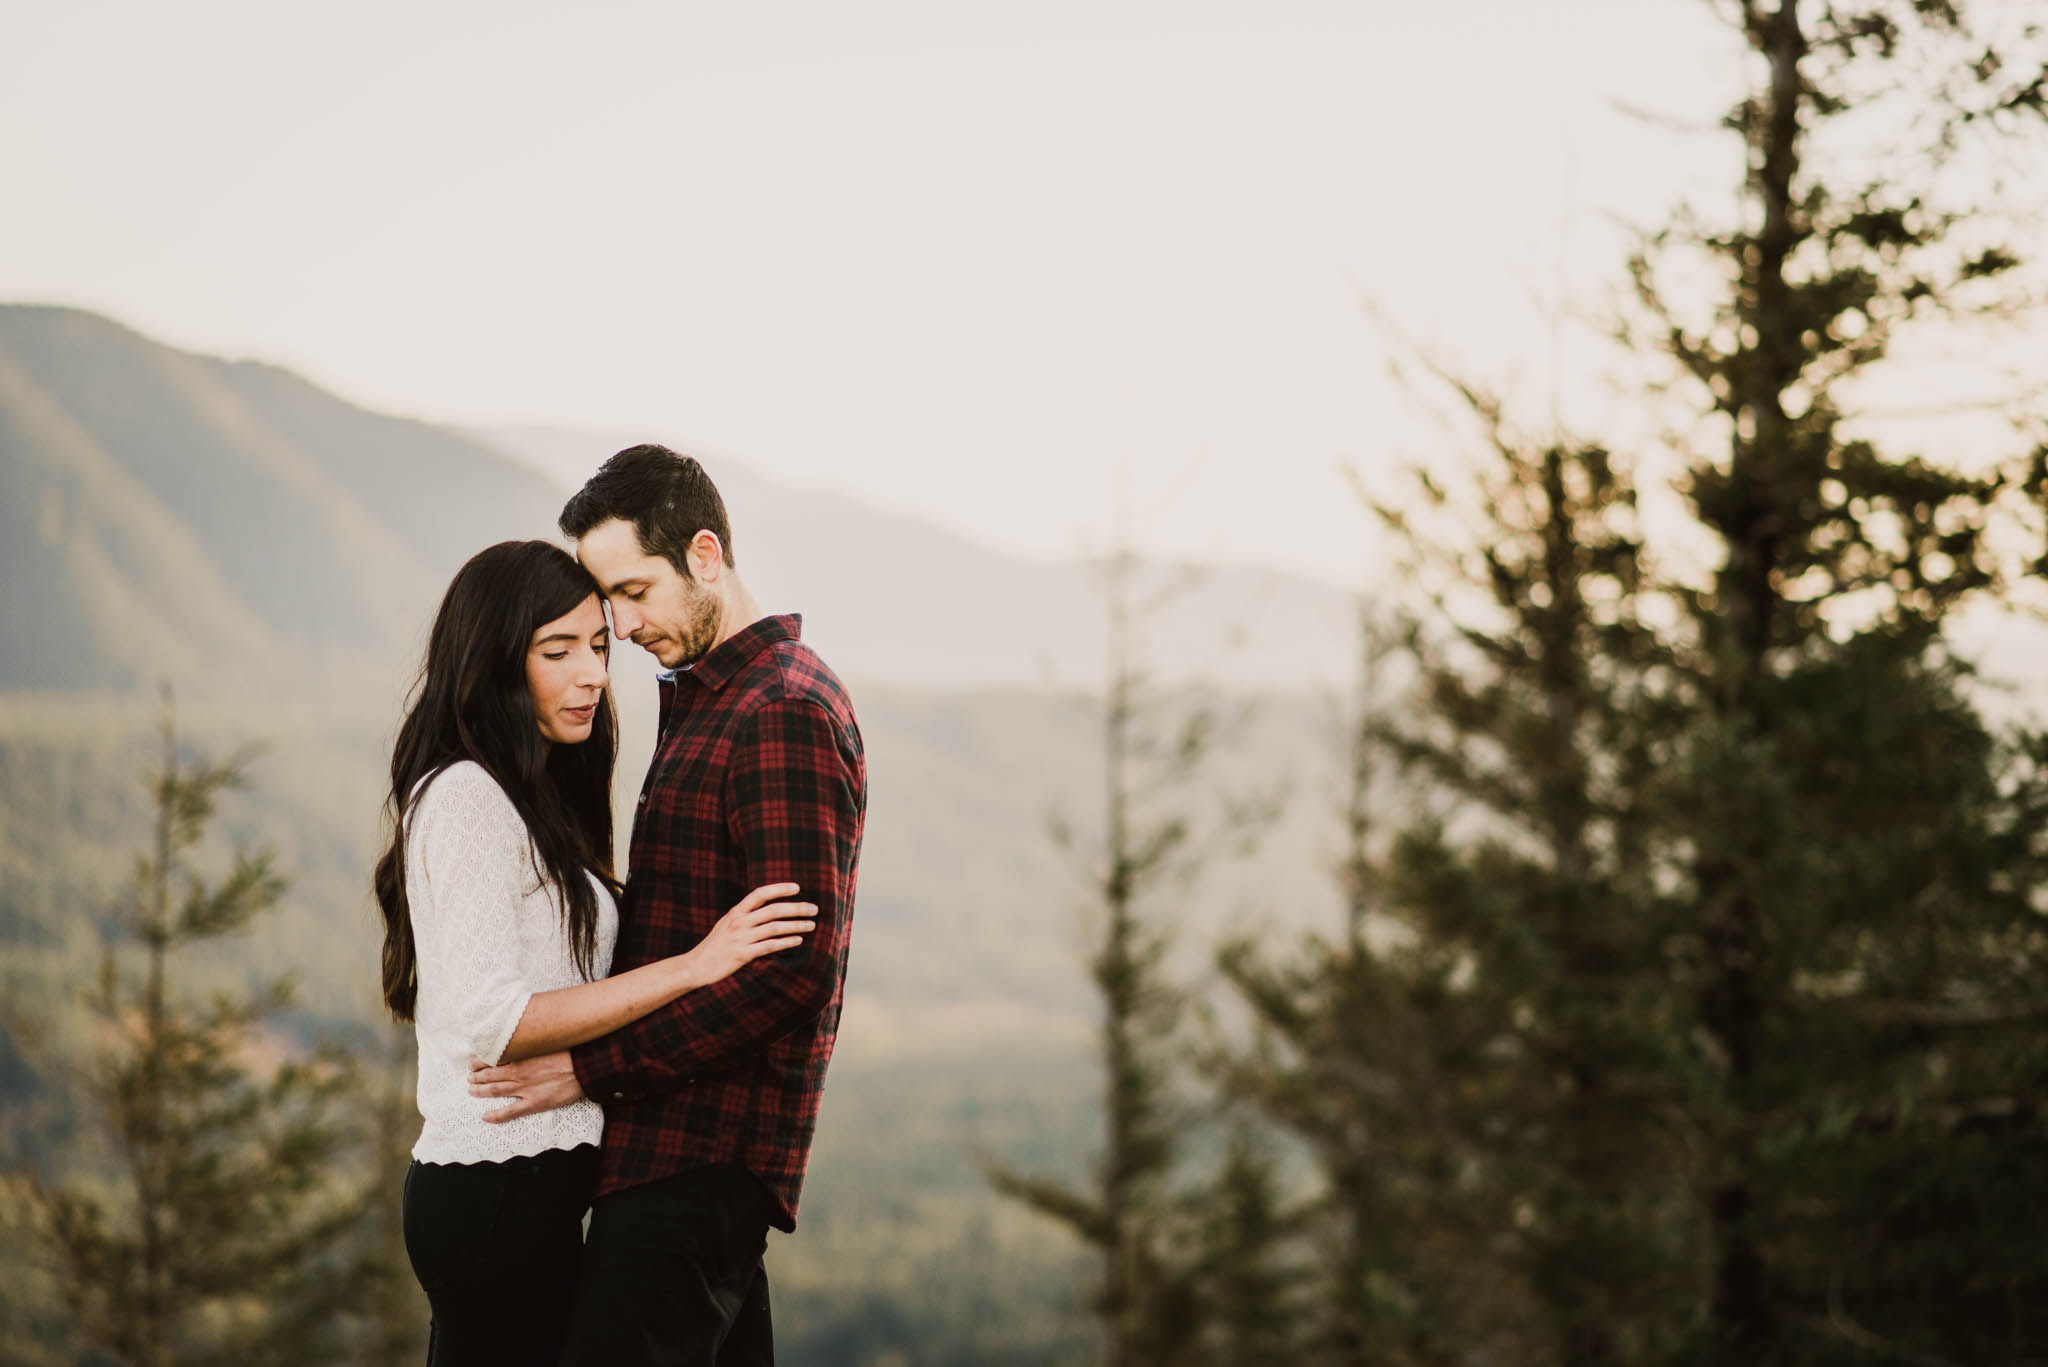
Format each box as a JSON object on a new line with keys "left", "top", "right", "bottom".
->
{"left": 407, "top": 762, "right": 617, "bottom": 1165}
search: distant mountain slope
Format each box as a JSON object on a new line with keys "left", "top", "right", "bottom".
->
{"left": 474, "top": 426, "right": 1365, "bottom": 691}
{"left": 0, "top": 305, "right": 1363, "bottom": 699}
{"left": 0, "top": 306, "right": 563, "bottom": 694}
{"left": 0, "top": 345, "right": 276, "bottom": 691}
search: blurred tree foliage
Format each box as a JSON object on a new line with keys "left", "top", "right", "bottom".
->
{"left": 1217, "top": 2, "right": 2048, "bottom": 1365}
{"left": 1218, "top": 436, "right": 1685, "bottom": 1366}
{"left": 1632, "top": 2, "right": 2048, "bottom": 1360}
{"left": 5, "top": 698, "right": 376, "bottom": 1367}
{"left": 984, "top": 547, "right": 1226, "bottom": 1367}
{"left": 358, "top": 1030, "right": 430, "bottom": 1366}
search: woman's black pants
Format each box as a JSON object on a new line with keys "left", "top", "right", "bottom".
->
{"left": 402, "top": 1144, "right": 600, "bottom": 1367}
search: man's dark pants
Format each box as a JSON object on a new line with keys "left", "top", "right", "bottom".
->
{"left": 560, "top": 1164, "right": 777, "bottom": 1367}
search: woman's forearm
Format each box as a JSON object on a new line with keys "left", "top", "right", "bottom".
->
{"left": 497, "top": 954, "right": 707, "bottom": 1062}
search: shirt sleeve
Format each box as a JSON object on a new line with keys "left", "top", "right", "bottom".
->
{"left": 414, "top": 765, "right": 537, "bottom": 1068}
{"left": 571, "top": 699, "right": 861, "bottom": 1101}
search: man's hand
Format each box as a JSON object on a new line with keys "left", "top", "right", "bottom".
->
{"left": 468, "top": 1051, "right": 584, "bottom": 1122}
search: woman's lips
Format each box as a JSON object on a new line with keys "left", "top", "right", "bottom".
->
{"left": 564, "top": 704, "right": 597, "bottom": 721}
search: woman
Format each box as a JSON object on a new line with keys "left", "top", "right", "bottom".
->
{"left": 372, "top": 540, "right": 813, "bottom": 1366}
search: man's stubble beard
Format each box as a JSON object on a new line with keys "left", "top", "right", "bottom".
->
{"left": 669, "top": 585, "right": 723, "bottom": 666}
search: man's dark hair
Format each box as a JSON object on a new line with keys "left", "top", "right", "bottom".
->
{"left": 558, "top": 444, "right": 735, "bottom": 573}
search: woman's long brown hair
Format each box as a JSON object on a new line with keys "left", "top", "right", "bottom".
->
{"left": 373, "top": 540, "right": 619, "bottom": 1021}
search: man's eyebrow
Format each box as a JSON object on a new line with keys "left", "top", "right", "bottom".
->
{"left": 603, "top": 577, "right": 648, "bottom": 596}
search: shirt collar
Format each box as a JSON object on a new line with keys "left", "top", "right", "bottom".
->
{"left": 669, "top": 613, "right": 802, "bottom": 691}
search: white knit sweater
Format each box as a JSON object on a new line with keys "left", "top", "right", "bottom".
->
{"left": 405, "top": 761, "right": 617, "bottom": 1165}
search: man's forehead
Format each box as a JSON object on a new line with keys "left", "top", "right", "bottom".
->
{"left": 575, "top": 516, "right": 643, "bottom": 555}
{"left": 585, "top": 558, "right": 662, "bottom": 592}
{"left": 575, "top": 522, "right": 652, "bottom": 569}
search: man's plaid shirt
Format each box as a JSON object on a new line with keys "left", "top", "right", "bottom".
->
{"left": 570, "top": 613, "right": 865, "bottom": 1230}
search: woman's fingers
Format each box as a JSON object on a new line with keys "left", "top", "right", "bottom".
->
{"left": 704, "top": 891, "right": 816, "bottom": 972}
{"left": 749, "top": 926, "right": 819, "bottom": 946}
{"left": 734, "top": 882, "right": 801, "bottom": 915}
{"left": 744, "top": 900, "right": 816, "bottom": 925}
{"left": 741, "top": 924, "right": 816, "bottom": 959}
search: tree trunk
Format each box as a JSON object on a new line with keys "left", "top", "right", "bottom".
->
{"left": 1100, "top": 551, "right": 1137, "bottom": 1367}
{"left": 137, "top": 718, "right": 177, "bottom": 1367}
{"left": 1701, "top": 3, "right": 1809, "bottom": 1356}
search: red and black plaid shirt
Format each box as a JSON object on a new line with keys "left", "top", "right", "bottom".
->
{"left": 571, "top": 613, "right": 865, "bottom": 1230}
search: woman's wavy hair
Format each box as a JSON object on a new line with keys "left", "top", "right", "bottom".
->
{"left": 373, "top": 540, "right": 620, "bottom": 1021}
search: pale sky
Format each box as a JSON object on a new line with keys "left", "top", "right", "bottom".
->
{"left": 0, "top": 1, "right": 1832, "bottom": 586}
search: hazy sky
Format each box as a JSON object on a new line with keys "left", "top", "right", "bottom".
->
{"left": 6, "top": 2, "right": 1770, "bottom": 584}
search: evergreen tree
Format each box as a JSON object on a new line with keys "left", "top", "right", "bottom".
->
{"left": 1213, "top": 614, "right": 1505, "bottom": 1367}
{"left": 1179, "top": 1120, "right": 1308, "bottom": 1367}
{"left": 1220, "top": 423, "right": 1684, "bottom": 1366}
{"left": 14, "top": 696, "right": 372, "bottom": 1367}
{"left": 1223, "top": 7, "right": 2048, "bottom": 1364}
{"left": 357, "top": 1029, "right": 428, "bottom": 1366}
{"left": 1623, "top": 3, "right": 2048, "bottom": 1359}
{"left": 1379, "top": 422, "right": 1694, "bottom": 1367}
{"left": 985, "top": 548, "right": 1225, "bottom": 1367}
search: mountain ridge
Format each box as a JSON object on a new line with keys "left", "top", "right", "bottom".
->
{"left": 0, "top": 303, "right": 1363, "bottom": 699}
{"left": 0, "top": 304, "right": 564, "bottom": 697}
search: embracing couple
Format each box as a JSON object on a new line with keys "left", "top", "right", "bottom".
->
{"left": 372, "top": 445, "right": 866, "bottom": 1366}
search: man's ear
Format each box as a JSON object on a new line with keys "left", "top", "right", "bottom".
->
{"left": 689, "top": 530, "right": 727, "bottom": 585}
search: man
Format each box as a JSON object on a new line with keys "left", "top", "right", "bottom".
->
{"left": 469, "top": 444, "right": 866, "bottom": 1366}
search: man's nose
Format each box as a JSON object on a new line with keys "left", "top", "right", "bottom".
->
{"left": 611, "top": 603, "right": 639, "bottom": 638}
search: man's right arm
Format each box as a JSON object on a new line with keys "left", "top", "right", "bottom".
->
{"left": 569, "top": 698, "right": 861, "bottom": 1104}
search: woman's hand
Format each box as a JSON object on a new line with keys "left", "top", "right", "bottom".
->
{"left": 471, "top": 1051, "right": 583, "bottom": 1122}
{"left": 688, "top": 882, "right": 816, "bottom": 984}
{"left": 491, "top": 884, "right": 817, "bottom": 1062}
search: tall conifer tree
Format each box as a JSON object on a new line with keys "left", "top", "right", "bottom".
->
{"left": 1388, "top": 427, "right": 1690, "bottom": 1366}
{"left": 1626, "top": 3, "right": 2048, "bottom": 1358}
{"left": 1214, "top": 614, "right": 1517, "bottom": 1367}
{"left": 16, "top": 698, "right": 372, "bottom": 1367}
{"left": 1221, "top": 425, "right": 1686, "bottom": 1365}
{"left": 1223, "top": 5, "right": 2048, "bottom": 1363}
{"left": 985, "top": 548, "right": 1215, "bottom": 1367}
